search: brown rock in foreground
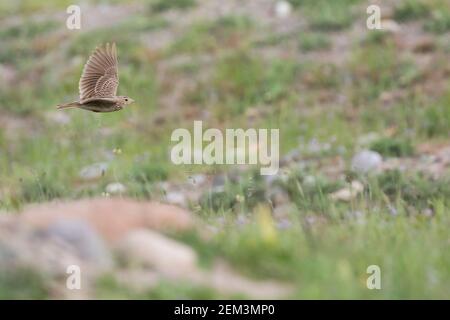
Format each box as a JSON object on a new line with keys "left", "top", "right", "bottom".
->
{"left": 115, "top": 230, "right": 293, "bottom": 299}
{"left": 6, "top": 198, "right": 293, "bottom": 299}
{"left": 19, "top": 197, "right": 194, "bottom": 242}
{"left": 116, "top": 229, "right": 198, "bottom": 277}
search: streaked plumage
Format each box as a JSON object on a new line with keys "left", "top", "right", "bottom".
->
{"left": 57, "top": 43, "right": 134, "bottom": 112}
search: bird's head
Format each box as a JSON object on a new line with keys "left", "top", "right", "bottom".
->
{"left": 117, "top": 96, "right": 135, "bottom": 106}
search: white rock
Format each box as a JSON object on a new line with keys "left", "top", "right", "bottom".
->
{"left": 351, "top": 150, "right": 382, "bottom": 173}
{"left": 105, "top": 182, "right": 126, "bottom": 194}
{"left": 330, "top": 181, "right": 364, "bottom": 201}
{"left": 188, "top": 174, "right": 207, "bottom": 186}
{"left": 357, "top": 132, "right": 380, "bottom": 146}
{"left": 303, "top": 138, "right": 331, "bottom": 154}
{"left": 165, "top": 190, "right": 187, "bottom": 207}
{"left": 275, "top": 1, "right": 292, "bottom": 18}
{"left": 116, "top": 229, "right": 198, "bottom": 278}
{"left": 79, "top": 162, "right": 109, "bottom": 180}
{"left": 382, "top": 20, "right": 401, "bottom": 33}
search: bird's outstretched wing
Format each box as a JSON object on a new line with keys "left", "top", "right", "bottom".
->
{"left": 79, "top": 43, "right": 119, "bottom": 103}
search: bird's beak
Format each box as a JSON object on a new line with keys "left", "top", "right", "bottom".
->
{"left": 130, "top": 98, "right": 135, "bottom": 104}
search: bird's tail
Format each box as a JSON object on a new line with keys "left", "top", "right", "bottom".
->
{"left": 57, "top": 101, "right": 79, "bottom": 110}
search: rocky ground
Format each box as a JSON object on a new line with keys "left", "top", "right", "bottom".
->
{"left": 0, "top": 198, "right": 293, "bottom": 299}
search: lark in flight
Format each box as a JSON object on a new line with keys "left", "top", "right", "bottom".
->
{"left": 57, "top": 43, "right": 134, "bottom": 112}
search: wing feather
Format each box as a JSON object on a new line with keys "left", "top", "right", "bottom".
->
{"left": 79, "top": 43, "right": 119, "bottom": 102}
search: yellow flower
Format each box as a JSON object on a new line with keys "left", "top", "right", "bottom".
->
{"left": 255, "top": 204, "right": 277, "bottom": 245}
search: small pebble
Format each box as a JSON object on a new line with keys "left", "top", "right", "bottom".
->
{"left": 79, "top": 162, "right": 109, "bottom": 180}
{"left": 106, "top": 182, "right": 126, "bottom": 194}
{"left": 351, "top": 150, "right": 383, "bottom": 174}
{"left": 275, "top": 1, "right": 292, "bottom": 18}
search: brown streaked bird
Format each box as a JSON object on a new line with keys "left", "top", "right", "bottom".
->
{"left": 57, "top": 43, "right": 134, "bottom": 112}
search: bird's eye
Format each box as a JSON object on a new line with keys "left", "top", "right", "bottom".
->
{"left": 125, "top": 98, "right": 128, "bottom": 101}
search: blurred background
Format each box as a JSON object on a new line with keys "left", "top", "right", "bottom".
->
{"left": 0, "top": 0, "right": 449, "bottom": 299}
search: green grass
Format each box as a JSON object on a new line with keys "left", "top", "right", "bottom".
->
{"left": 96, "top": 275, "right": 227, "bottom": 299}
{"left": 186, "top": 51, "right": 301, "bottom": 117}
{"left": 394, "top": 0, "right": 431, "bottom": 21}
{"left": 291, "top": 0, "right": 363, "bottom": 31}
{"left": 374, "top": 170, "right": 450, "bottom": 210}
{"left": 0, "top": 268, "right": 49, "bottom": 299}
{"left": 420, "top": 90, "right": 450, "bottom": 137}
{"left": 173, "top": 187, "right": 450, "bottom": 298}
{"left": 150, "top": 0, "right": 196, "bottom": 13}
{"left": 370, "top": 137, "right": 415, "bottom": 157}
{"left": 425, "top": 10, "right": 450, "bottom": 33}
{"left": 0, "top": 20, "right": 58, "bottom": 40}
{"left": 299, "top": 32, "right": 331, "bottom": 52}
{"left": 0, "top": 0, "right": 74, "bottom": 18}
{"left": 348, "top": 41, "right": 422, "bottom": 103}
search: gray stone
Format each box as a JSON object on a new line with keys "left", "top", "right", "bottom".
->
{"left": 387, "top": 205, "right": 398, "bottom": 216}
{"left": 116, "top": 229, "right": 198, "bottom": 278}
{"left": 0, "top": 219, "right": 112, "bottom": 277}
{"left": 263, "top": 174, "right": 278, "bottom": 187}
{"left": 305, "top": 138, "right": 331, "bottom": 154}
{"left": 303, "top": 175, "right": 317, "bottom": 187}
{"left": 0, "top": 64, "right": 17, "bottom": 85}
{"left": 165, "top": 190, "right": 187, "bottom": 207}
{"left": 281, "top": 149, "right": 301, "bottom": 165}
{"left": 79, "top": 162, "right": 109, "bottom": 180}
{"left": 212, "top": 174, "right": 226, "bottom": 188}
{"left": 188, "top": 174, "right": 207, "bottom": 186}
{"left": 351, "top": 150, "right": 383, "bottom": 173}
{"left": 44, "top": 219, "right": 112, "bottom": 269}
{"left": 276, "top": 218, "right": 292, "bottom": 230}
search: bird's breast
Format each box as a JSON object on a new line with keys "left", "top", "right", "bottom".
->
{"left": 79, "top": 99, "right": 121, "bottom": 113}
